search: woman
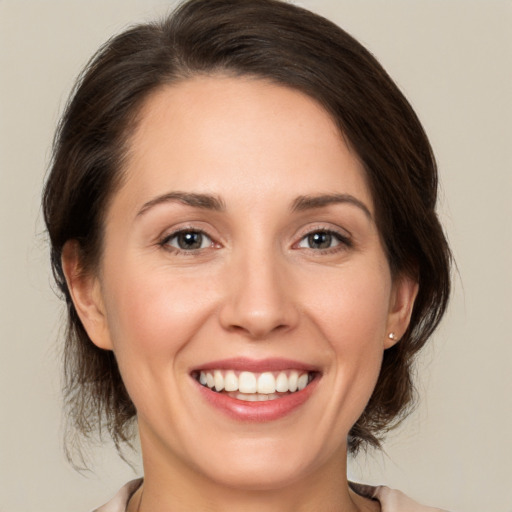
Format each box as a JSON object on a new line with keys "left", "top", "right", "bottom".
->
{"left": 43, "top": 0, "right": 451, "bottom": 510}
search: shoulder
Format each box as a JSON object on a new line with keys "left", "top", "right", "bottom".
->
{"left": 92, "top": 479, "right": 143, "bottom": 512}
{"left": 350, "top": 482, "right": 449, "bottom": 512}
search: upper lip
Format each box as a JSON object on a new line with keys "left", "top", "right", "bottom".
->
{"left": 190, "top": 357, "right": 320, "bottom": 374}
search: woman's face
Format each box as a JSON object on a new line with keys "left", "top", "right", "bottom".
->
{"left": 72, "top": 76, "right": 415, "bottom": 491}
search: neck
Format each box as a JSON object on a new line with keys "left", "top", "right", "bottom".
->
{"left": 133, "top": 433, "right": 375, "bottom": 512}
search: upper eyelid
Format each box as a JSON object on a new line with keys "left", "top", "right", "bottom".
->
{"left": 161, "top": 227, "right": 210, "bottom": 240}
{"left": 155, "top": 222, "right": 352, "bottom": 247}
{"left": 159, "top": 224, "right": 218, "bottom": 242}
{"left": 295, "top": 223, "right": 352, "bottom": 240}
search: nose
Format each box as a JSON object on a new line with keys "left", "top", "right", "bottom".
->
{"left": 219, "top": 250, "right": 300, "bottom": 339}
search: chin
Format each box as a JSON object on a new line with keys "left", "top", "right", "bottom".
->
{"left": 186, "top": 434, "right": 336, "bottom": 492}
{"left": 200, "top": 456, "right": 310, "bottom": 491}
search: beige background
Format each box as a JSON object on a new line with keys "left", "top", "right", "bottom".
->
{"left": 1, "top": 0, "right": 511, "bottom": 511}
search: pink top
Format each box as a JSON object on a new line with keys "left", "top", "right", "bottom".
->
{"left": 93, "top": 479, "right": 449, "bottom": 511}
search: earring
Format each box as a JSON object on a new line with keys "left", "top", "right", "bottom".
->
{"left": 388, "top": 332, "right": 397, "bottom": 341}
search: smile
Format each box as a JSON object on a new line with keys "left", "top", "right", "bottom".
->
{"left": 191, "top": 358, "right": 320, "bottom": 421}
{"left": 195, "top": 370, "right": 315, "bottom": 401}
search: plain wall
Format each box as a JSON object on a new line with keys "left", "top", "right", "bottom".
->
{"left": 0, "top": 1, "right": 510, "bottom": 511}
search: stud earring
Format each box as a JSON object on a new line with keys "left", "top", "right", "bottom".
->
{"left": 388, "top": 332, "right": 397, "bottom": 341}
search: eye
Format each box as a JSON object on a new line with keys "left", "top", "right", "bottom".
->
{"left": 297, "top": 230, "right": 348, "bottom": 250}
{"left": 162, "top": 230, "right": 214, "bottom": 251}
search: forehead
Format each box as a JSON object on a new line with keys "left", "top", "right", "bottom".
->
{"left": 115, "top": 75, "right": 372, "bottom": 215}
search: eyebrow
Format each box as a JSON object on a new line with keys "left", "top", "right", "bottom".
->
{"left": 137, "top": 192, "right": 226, "bottom": 217}
{"left": 291, "top": 193, "right": 372, "bottom": 219}
{"left": 136, "top": 191, "right": 371, "bottom": 219}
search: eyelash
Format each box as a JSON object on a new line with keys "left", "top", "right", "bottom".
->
{"left": 158, "top": 227, "right": 352, "bottom": 255}
{"left": 159, "top": 228, "right": 216, "bottom": 255}
{"left": 295, "top": 228, "right": 352, "bottom": 253}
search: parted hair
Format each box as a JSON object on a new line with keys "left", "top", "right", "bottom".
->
{"left": 43, "top": 0, "right": 451, "bottom": 461}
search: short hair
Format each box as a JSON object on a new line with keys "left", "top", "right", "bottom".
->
{"left": 43, "top": 0, "right": 451, "bottom": 460}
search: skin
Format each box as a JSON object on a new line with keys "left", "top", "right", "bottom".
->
{"left": 63, "top": 76, "right": 418, "bottom": 512}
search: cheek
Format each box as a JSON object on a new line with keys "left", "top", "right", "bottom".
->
{"left": 305, "top": 262, "right": 391, "bottom": 411}
{"left": 101, "top": 261, "right": 219, "bottom": 372}
{"left": 99, "top": 265, "right": 224, "bottom": 425}
{"left": 307, "top": 262, "right": 391, "bottom": 347}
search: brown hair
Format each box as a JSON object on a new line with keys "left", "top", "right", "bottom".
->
{"left": 43, "top": 0, "right": 451, "bottom": 460}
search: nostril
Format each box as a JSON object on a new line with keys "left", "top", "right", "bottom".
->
{"left": 221, "top": 309, "right": 297, "bottom": 340}
{"left": 218, "top": 266, "right": 301, "bottom": 338}
{"left": 229, "top": 321, "right": 290, "bottom": 339}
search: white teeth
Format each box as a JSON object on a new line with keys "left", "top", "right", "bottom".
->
{"left": 297, "top": 373, "right": 309, "bottom": 391}
{"left": 197, "top": 369, "right": 314, "bottom": 396}
{"left": 239, "top": 371, "right": 257, "bottom": 393}
{"left": 275, "top": 372, "right": 288, "bottom": 392}
{"left": 257, "top": 372, "right": 276, "bottom": 394}
{"left": 288, "top": 371, "right": 299, "bottom": 392}
{"left": 233, "top": 392, "right": 280, "bottom": 402}
{"left": 224, "top": 370, "right": 238, "bottom": 392}
{"left": 214, "top": 370, "right": 224, "bottom": 392}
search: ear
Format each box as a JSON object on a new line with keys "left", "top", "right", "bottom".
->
{"left": 61, "top": 240, "right": 113, "bottom": 350}
{"left": 384, "top": 273, "right": 419, "bottom": 349}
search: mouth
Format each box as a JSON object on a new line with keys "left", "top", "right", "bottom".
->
{"left": 193, "top": 369, "right": 317, "bottom": 402}
{"left": 190, "top": 358, "right": 321, "bottom": 421}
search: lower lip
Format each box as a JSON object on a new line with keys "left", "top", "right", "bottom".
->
{"left": 195, "top": 377, "right": 319, "bottom": 422}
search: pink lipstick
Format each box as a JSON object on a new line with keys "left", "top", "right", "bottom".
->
{"left": 191, "top": 358, "right": 321, "bottom": 422}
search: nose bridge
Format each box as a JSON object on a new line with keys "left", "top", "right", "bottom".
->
{"left": 219, "top": 239, "right": 298, "bottom": 338}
